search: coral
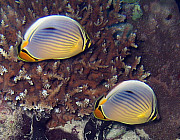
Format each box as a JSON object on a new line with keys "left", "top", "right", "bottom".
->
{"left": 120, "top": 131, "right": 141, "bottom": 140}
{"left": 122, "top": 0, "right": 140, "bottom": 3}
{"left": 136, "top": 128, "right": 150, "bottom": 139}
{"left": 0, "top": 65, "right": 8, "bottom": 75}
{"left": 84, "top": 116, "right": 150, "bottom": 140}
{"left": 106, "top": 126, "right": 150, "bottom": 140}
{"left": 0, "top": 101, "right": 23, "bottom": 139}
{"left": 0, "top": 0, "right": 149, "bottom": 129}
{"left": 121, "top": 1, "right": 143, "bottom": 21}
{"left": 14, "top": 67, "right": 33, "bottom": 85}
{"left": 105, "top": 124, "right": 127, "bottom": 139}
{"left": 132, "top": 4, "right": 143, "bottom": 21}
{"left": 50, "top": 119, "right": 88, "bottom": 140}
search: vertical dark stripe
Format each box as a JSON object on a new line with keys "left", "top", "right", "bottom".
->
{"left": 94, "top": 95, "right": 105, "bottom": 109}
{"left": 148, "top": 96, "right": 157, "bottom": 121}
{"left": 17, "top": 40, "right": 22, "bottom": 54}
{"left": 84, "top": 31, "right": 91, "bottom": 49}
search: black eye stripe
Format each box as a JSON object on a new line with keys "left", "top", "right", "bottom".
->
{"left": 17, "top": 40, "right": 22, "bottom": 54}
{"left": 94, "top": 95, "right": 104, "bottom": 109}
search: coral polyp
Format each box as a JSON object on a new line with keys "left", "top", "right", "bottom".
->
{"left": 0, "top": 100, "right": 23, "bottom": 139}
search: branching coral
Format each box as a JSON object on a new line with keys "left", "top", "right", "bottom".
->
{"left": 0, "top": 0, "right": 150, "bottom": 128}
{"left": 0, "top": 101, "right": 23, "bottom": 139}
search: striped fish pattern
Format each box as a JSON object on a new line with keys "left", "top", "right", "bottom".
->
{"left": 17, "top": 15, "right": 91, "bottom": 62}
{"left": 94, "top": 80, "right": 159, "bottom": 125}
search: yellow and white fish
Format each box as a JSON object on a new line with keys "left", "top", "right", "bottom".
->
{"left": 94, "top": 80, "right": 159, "bottom": 124}
{"left": 17, "top": 15, "right": 91, "bottom": 62}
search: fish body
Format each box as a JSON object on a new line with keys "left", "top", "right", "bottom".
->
{"left": 94, "top": 80, "right": 159, "bottom": 124}
{"left": 17, "top": 15, "right": 91, "bottom": 62}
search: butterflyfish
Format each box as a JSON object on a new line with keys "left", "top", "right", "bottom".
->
{"left": 17, "top": 15, "right": 91, "bottom": 62}
{"left": 94, "top": 80, "right": 159, "bottom": 125}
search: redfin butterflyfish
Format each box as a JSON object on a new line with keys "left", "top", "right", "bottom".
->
{"left": 94, "top": 80, "right": 159, "bottom": 124}
{"left": 17, "top": 15, "right": 91, "bottom": 62}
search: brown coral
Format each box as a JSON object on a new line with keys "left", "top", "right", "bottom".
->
{"left": 0, "top": 0, "right": 149, "bottom": 128}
